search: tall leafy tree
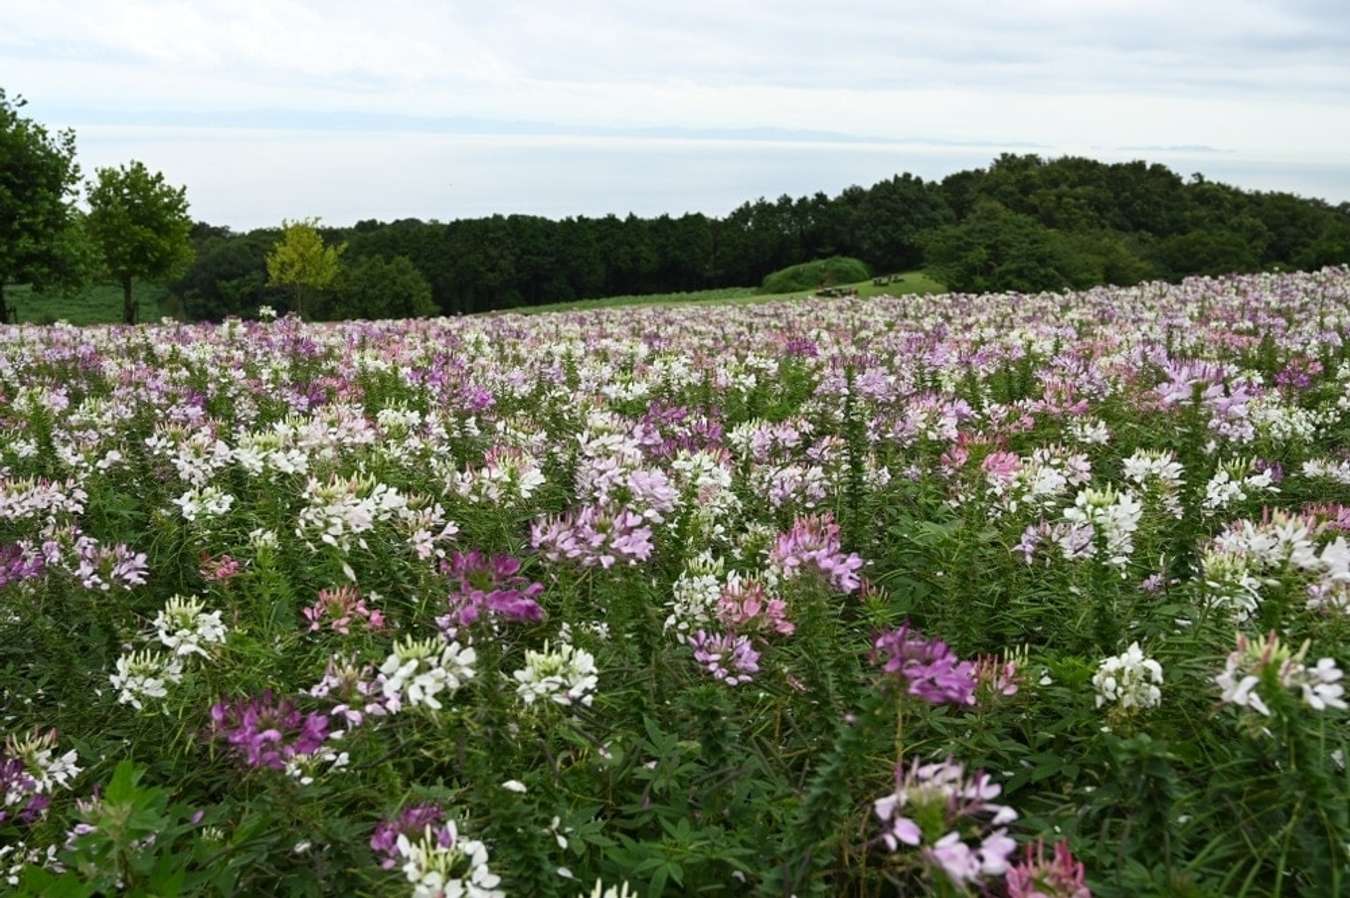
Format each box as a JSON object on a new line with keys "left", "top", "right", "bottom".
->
{"left": 265, "top": 218, "right": 345, "bottom": 318}
{"left": 86, "top": 161, "right": 194, "bottom": 323}
{"left": 0, "top": 88, "right": 88, "bottom": 322}
{"left": 322, "top": 254, "right": 437, "bottom": 320}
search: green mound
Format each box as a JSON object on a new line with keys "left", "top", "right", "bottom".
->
{"left": 759, "top": 256, "right": 871, "bottom": 294}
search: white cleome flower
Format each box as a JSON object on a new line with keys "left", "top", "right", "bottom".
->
{"left": 379, "top": 636, "right": 477, "bottom": 713}
{"left": 397, "top": 822, "right": 503, "bottom": 898}
{"left": 172, "top": 485, "right": 235, "bottom": 522}
{"left": 154, "top": 595, "right": 228, "bottom": 658}
{"left": 1215, "top": 631, "right": 1346, "bottom": 717}
{"left": 1092, "top": 642, "right": 1163, "bottom": 710}
{"left": 109, "top": 650, "right": 184, "bottom": 710}
{"left": 513, "top": 641, "right": 598, "bottom": 708}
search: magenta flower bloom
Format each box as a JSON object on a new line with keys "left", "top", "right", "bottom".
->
{"left": 436, "top": 550, "right": 544, "bottom": 635}
{"left": 716, "top": 577, "right": 794, "bottom": 637}
{"left": 769, "top": 513, "right": 864, "bottom": 593}
{"left": 208, "top": 690, "right": 330, "bottom": 770}
{"left": 303, "top": 585, "right": 386, "bottom": 635}
{"left": 0, "top": 543, "right": 46, "bottom": 589}
{"left": 871, "top": 623, "right": 977, "bottom": 705}
{"left": 531, "top": 503, "right": 654, "bottom": 569}
{"left": 1006, "top": 840, "right": 1092, "bottom": 898}
{"left": 0, "top": 755, "right": 44, "bottom": 825}
{"left": 199, "top": 553, "right": 243, "bottom": 582}
{"left": 982, "top": 450, "right": 1021, "bottom": 483}
{"left": 688, "top": 630, "right": 760, "bottom": 686}
{"left": 370, "top": 803, "right": 446, "bottom": 869}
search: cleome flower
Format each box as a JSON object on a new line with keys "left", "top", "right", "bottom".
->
{"left": 109, "top": 649, "right": 184, "bottom": 710}
{"left": 309, "top": 655, "right": 390, "bottom": 727}
{"left": 209, "top": 690, "right": 331, "bottom": 770}
{"left": 1092, "top": 642, "right": 1163, "bottom": 711}
{"left": 768, "top": 513, "right": 864, "bottom": 593}
{"left": 371, "top": 803, "right": 449, "bottom": 870}
{"left": 531, "top": 502, "right": 654, "bottom": 569}
{"left": 379, "top": 636, "right": 477, "bottom": 713}
{"left": 1, "top": 729, "right": 81, "bottom": 825}
{"left": 437, "top": 550, "right": 545, "bottom": 636}
{"left": 395, "top": 820, "right": 504, "bottom": 898}
{"left": 1005, "top": 840, "right": 1093, "bottom": 898}
{"left": 1060, "top": 485, "right": 1142, "bottom": 568}
{"left": 872, "top": 757, "right": 1018, "bottom": 889}
{"left": 303, "top": 585, "right": 386, "bottom": 635}
{"left": 687, "top": 629, "right": 760, "bottom": 686}
{"left": 513, "top": 640, "right": 599, "bottom": 707}
{"left": 154, "top": 594, "right": 228, "bottom": 658}
{"left": 1215, "top": 631, "right": 1345, "bottom": 716}
{"left": 871, "top": 622, "right": 977, "bottom": 706}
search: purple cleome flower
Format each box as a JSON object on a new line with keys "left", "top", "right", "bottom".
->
{"left": 531, "top": 503, "right": 654, "bottom": 569}
{"left": 208, "top": 690, "right": 330, "bottom": 770}
{"left": 688, "top": 630, "right": 760, "bottom": 686}
{"left": 370, "top": 802, "right": 447, "bottom": 869}
{"left": 871, "top": 622, "right": 977, "bottom": 706}
{"left": 769, "top": 513, "right": 864, "bottom": 593}
{"left": 1006, "top": 839, "right": 1093, "bottom": 898}
{"left": 436, "top": 550, "right": 545, "bottom": 635}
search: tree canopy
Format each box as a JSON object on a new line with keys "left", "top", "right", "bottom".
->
{"left": 265, "top": 218, "right": 345, "bottom": 318}
{"left": 86, "top": 161, "right": 194, "bottom": 323}
{"left": 0, "top": 89, "right": 87, "bottom": 320}
{"left": 167, "top": 153, "right": 1350, "bottom": 316}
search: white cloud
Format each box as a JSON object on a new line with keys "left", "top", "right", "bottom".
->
{"left": 4, "top": 0, "right": 1348, "bottom": 225}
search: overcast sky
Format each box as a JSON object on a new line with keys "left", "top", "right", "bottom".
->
{"left": 5, "top": 0, "right": 1349, "bottom": 229}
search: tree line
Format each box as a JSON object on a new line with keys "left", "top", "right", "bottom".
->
{"left": 163, "top": 156, "right": 1350, "bottom": 318}
{"left": 6, "top": 84, "right": 1350, "bottom": 322}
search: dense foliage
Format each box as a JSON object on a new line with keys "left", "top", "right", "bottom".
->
{"left": 0, "top": 89, "right": 87, "bottom": 322}
{"left": 166, "top": 156, "right": 1350, "bottom": 318}
{"left": 85, "top": 161, "right": 195, "bottom": 324}
{"left": 2, "top": 268, "right": 1348, "bottom": 897}
{"left": 265, "top": 219, "right": 346, "bottom": 319}
{"left": 759, "top": 257, "right": 870, "bottom": 294}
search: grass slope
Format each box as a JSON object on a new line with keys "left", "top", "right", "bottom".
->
{"left": 3, "top": 283, "right": 174, "bottom": 326}
{"left": 0, "top": 270, "right": 945, "bottom": 324}
{"left": 760, "top": 256, "right": 871, "bottom": 293}
{"left": 510, "top": 270, "right": 945, "bottom": 316}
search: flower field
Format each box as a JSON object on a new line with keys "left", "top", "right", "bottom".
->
{"left": 2, "top": 268, "right": 1349, "bottom": 898}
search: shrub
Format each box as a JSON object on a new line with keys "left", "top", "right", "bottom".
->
{"left": 760, "top": 256, "right": 871, "bottom": 294}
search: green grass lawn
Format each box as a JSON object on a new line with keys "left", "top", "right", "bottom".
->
{"left": 3, "top": 282, "right": 174, "bottom": 326}
{"left": 1, "top": 270, "right": 944, "bottom": 324}
{"left": 508, "top": 270, "right": 945, "bottom": 316}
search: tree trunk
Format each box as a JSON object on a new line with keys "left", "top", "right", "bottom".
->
{"left": 122, "top": 276, "right": 136, "bottom": 324}
{"left": 0, "top": 276, "right": 8, "bottom": 325}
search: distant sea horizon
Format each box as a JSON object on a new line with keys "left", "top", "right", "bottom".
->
{"left": 65, "top": 125, "right": 1350, "bottom": 231}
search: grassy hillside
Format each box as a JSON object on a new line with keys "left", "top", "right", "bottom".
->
{"left": 3, "top": 283, "right": 174, "bottom": 326}
{"left": 760, "top": 256, "right": 871, "bottom": 293}
{"left": 0, "top": 270, "right": 944, "bottom": 324}
{"left": 511, "top": 270, "right": 944, "bottom": 316}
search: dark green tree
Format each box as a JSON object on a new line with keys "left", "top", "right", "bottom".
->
{"left": 86, "top": 161, "right": 194, "bottom": 323}
{"left": 922, "top": 201, "right": 1088, "bottom": 293}
{"left": 853, "top": 174, "right": 954, "bottom": 272}
{"left": 0, "top": 88, "right": 88, "bottom": 322}
{"left": 322, "top": 254, "right": 437, "bottom": 320}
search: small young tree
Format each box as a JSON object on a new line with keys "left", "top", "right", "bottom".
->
{"left": 265, "top": 218, "right": 345, "bottom": 318}
{"left": 0, "top": 88, "right": 87, "bottom": 322}
{"left": 86, "top": 161, "right": 194, "bottom": 323}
